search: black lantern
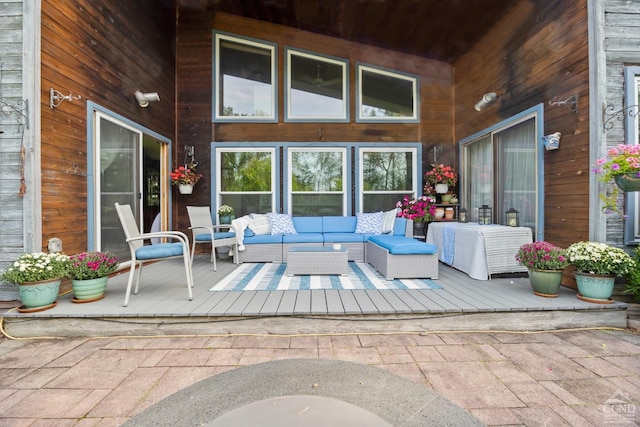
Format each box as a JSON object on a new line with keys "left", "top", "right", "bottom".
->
{"left": 506, "top": 207, "right": 520, "bottom": 227}
{"left": 458, "top": 207, "right": 469, "bottom": 223}
{"left": 478, "top": 204, "right": 492, "bottom": 225}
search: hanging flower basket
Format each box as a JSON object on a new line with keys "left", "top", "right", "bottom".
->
{"left": 613, "top": 173, "right": 640, "bottom": 192}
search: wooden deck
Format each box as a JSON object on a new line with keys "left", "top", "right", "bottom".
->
{"left": 1, "top": 255, "right": 629, "bottom": 338}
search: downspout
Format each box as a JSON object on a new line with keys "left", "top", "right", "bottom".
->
{"left": 587, "top": 0, "right": 607, "bottom": 242}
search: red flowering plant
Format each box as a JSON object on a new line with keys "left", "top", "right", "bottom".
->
{"left": 425, "top": 164, "right": 458, "bottom": 187}
{"left": 170, "top": 164, "right": 202, "bottom": 186}
{"left": 396, "top": 195, "right": 437, "bottom": 223}
{"left": 515, "top": 241, "right": 569, "bottom": 271}
{"left": 66, "top": 251, "right": 120, "bottom": 280}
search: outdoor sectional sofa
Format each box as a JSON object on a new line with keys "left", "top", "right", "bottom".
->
{"left": 234, "top": 214, "right": 439, "bottom": 279}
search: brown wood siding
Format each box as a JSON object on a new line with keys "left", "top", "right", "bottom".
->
{"left": 41, "top": 0, "right": 176, "bottom": 254}
{"left": 454, "top": 0, "right": 590, "bottom": 248}
{"left": 174, "top": 11, "right": 456, "bottom": 228}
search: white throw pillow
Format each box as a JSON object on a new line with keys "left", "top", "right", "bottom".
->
{"left": 355, "top": 211, "right": 383, "bottom": 234}
{"left": 381, "top": 208, "right": 398, "bottom": 234}
{"left": 250, "top": 213, "right": 271, "bottom": 235}
{"left": 267, "top": 212, "right": 297, "bottom": 235}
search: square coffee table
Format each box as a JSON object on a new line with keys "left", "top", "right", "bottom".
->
{"left": 285, "top": 247, "right": 349, "bottom": 276}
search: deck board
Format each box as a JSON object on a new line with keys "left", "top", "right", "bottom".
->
{"left": 2, "top": 256, "right": 629, "bottom": 337}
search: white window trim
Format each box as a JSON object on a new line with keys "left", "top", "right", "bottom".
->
{"left": 356, "top": 63, "right": 419, "bottom": 123}
{"left": 214, "top": 146, "right": 278, "bottom": 217}
{"left": 623, "top": 66, "right": 640, "bottom": 244}
{"left": 284, "top": 48, "right": 349, "bottom": 122}
{"left": 212, "top": 31, "right": 278, "bottom": 123}
{"left": 357, "top": 146, "right": 420, "bottom": 212}
{"left": 286, "top": 146, "right": 348, "bottom": 215}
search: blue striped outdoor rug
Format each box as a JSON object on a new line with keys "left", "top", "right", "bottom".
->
{"left": 209, "top": 262, "right": 442, "bottom": 291}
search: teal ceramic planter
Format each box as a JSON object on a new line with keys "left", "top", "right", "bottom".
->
{"left": 219, "top": 215, "right": 235, "bottom": 224}
{"left": 71, "top": 276, "right": 108, "bottom": 302}
{"left": 574, "top": 272, "right": 615, "bottom": 303}
{"left": 19, "top": 279, "right": 61, "bottom": 309}
{"left": 528, "top": 269, "right": 563, "bottom": 297}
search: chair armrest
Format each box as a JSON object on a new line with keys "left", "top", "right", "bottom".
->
{"left": 127, "top": 231, "right": 190, "bottom": 246}
{"left": 188, "top": 225, "right": 214, "bottom": 234}
{"left": 212, "top": 224, "right": 236, "bottom": 232}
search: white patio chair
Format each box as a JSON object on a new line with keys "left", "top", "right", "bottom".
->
{"left": 114, "top": 202, "right": 193, "bottom": 307}
{"left": 186, "top": 206, "right": 238, "bottom": 271}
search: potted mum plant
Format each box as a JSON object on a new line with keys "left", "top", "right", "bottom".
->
{"left": 171, "top": 164, "right": 202, "bottom": 194}
{"left": 425, "top": 164, "right": 458, "bottom": 194}
{"left": 218, "top": 205, "right": 235, "bottom": 224}
{"left": 1, "top": 252, "right": 70, "bottom": 312}
{"left": 66, "top": 251, "right": 119, "bottom": 302}
{"left": 515, "top": 241, "right": 569, "bottom": 297}
{"left": 593, "top": 144, "right": 640, "bottom": 215}
{"left": 396, "top": 195, "right": 437, "bottom": 237}
{"left": 566, "top": 241, "right": 635, "bottom": 303}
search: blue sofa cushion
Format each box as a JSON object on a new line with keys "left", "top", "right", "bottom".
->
{"left": 392, "top": 218, "right": 408, "bottom": 236}
{"left": 282, "top": 233, "right": 324, "bottom": 243}
{"left": 194, "top": 231, "right": 235, "bottom": 242}
{"left": 244, "top": 228, "right": 255, "bottom": 237}
{"left": 136, "top": 242, "right": 183, "bottom": 260}
{"left": 243, "top": 234, "right": 283, "bottom": 244}
{"left": 323, "top": 233, "right": 366, "bottom": 243}
{"left": 322, "top": 216, "right": 357, "bottom": 233}
{"left": 368, "top": 235, "right": 437, "bottom": 255}
{"left": 292, "top": 217, "right": 323, "bottom": 233}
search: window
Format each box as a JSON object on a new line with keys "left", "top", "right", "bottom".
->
{"left": 215, "top": 147, "right": 276, "bottom": 217}
{"left": 460, "top": 105, "right": 544, "bottom": 240}
{"left": 359, "top": 147, "right": 419, "bottom": 212}
{"left": 624, "top": 67, "right": 640, "bottom": 244}
{"left": 213, "top": 32, "right": 277, "bottom": 122}
{"left": 287, "top": 147, "right": 347, "bottom": 216}
{"left": 356, "top": 64, "right": 419, "bottom": 123}
{"left": 285, "top": 49, "right": 348, "bottom": 122}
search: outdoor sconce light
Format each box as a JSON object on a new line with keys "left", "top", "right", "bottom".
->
{"left": 506, "top": 207, "right": 520, "bottom": 227}
{"left": 478, "top": 204, "right": 492, "bottom": 225}
{"left": 134, "top": 90, "right": 160, "bottom": 107}
{"left": 474, "top": 92, "right": 498, "bottom": 111}
{"left": 458, "top": 207, "right": 469, "bottom": 223}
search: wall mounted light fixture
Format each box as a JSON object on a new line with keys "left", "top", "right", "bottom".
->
{"left": 135, "top": 90, "right": 160, "bottom": 107}
{"left": 50, "top": 88, "right": 82, "bottom": 109}
{"left": 474, "top": 92, "right": 498, "bottom": 111}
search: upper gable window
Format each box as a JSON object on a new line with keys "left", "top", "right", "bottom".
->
{"left": 213, "top": 32, "right": 277, "bottom": 122}
{"left": 356, "top": 64, "right": 419, "bottom": 123}
{"left": 285, "top": 49, "right": 349, "bottom": 122}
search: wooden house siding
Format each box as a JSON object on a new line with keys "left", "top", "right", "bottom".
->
{"left": 454, "top": 0, "right": 590, "bottom": 248}
{"left": 600, "top": 0, "right": 640, "bottom": 243}
{"left": 39, "top": 0, "right": 176, "bottom": 255}
{"left": 174, "top": 10, "right": 456, "bottom": 230}
{"left": 0, "top": 0, "right": 25, "bottom": 272}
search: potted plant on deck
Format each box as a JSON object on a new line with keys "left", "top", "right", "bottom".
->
{"left": 396, "top": 195, "right": 437, "bottom": 238}
{"left": 1, "top": 252, "right": 70, "bottom": 312}
{"left": 171, "top": 164, "right": 202, "bottom": 195}
{"left": 515, "top": 241, "right": 569, "bottom": 297}
{"left": 66, "top": 251, "right": 120, "bottom": 303}
{"left": 593, "top": 144, "right": 640, "bottom": 215}
{"left": 218, "top": 205, "right": 235, "bottom": 224}
{"left": 566, "top": 241, "right": 635, "bottom": 304}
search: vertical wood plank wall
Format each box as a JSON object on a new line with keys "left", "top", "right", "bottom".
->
{"left": 454, "top": 0, "right": 590, "bottom": 248}
{"left": 40, "top": 0, "right": 176, "bottom": 255}
{"left": 0, "top": 0, "right": 25, "bottom": 268}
